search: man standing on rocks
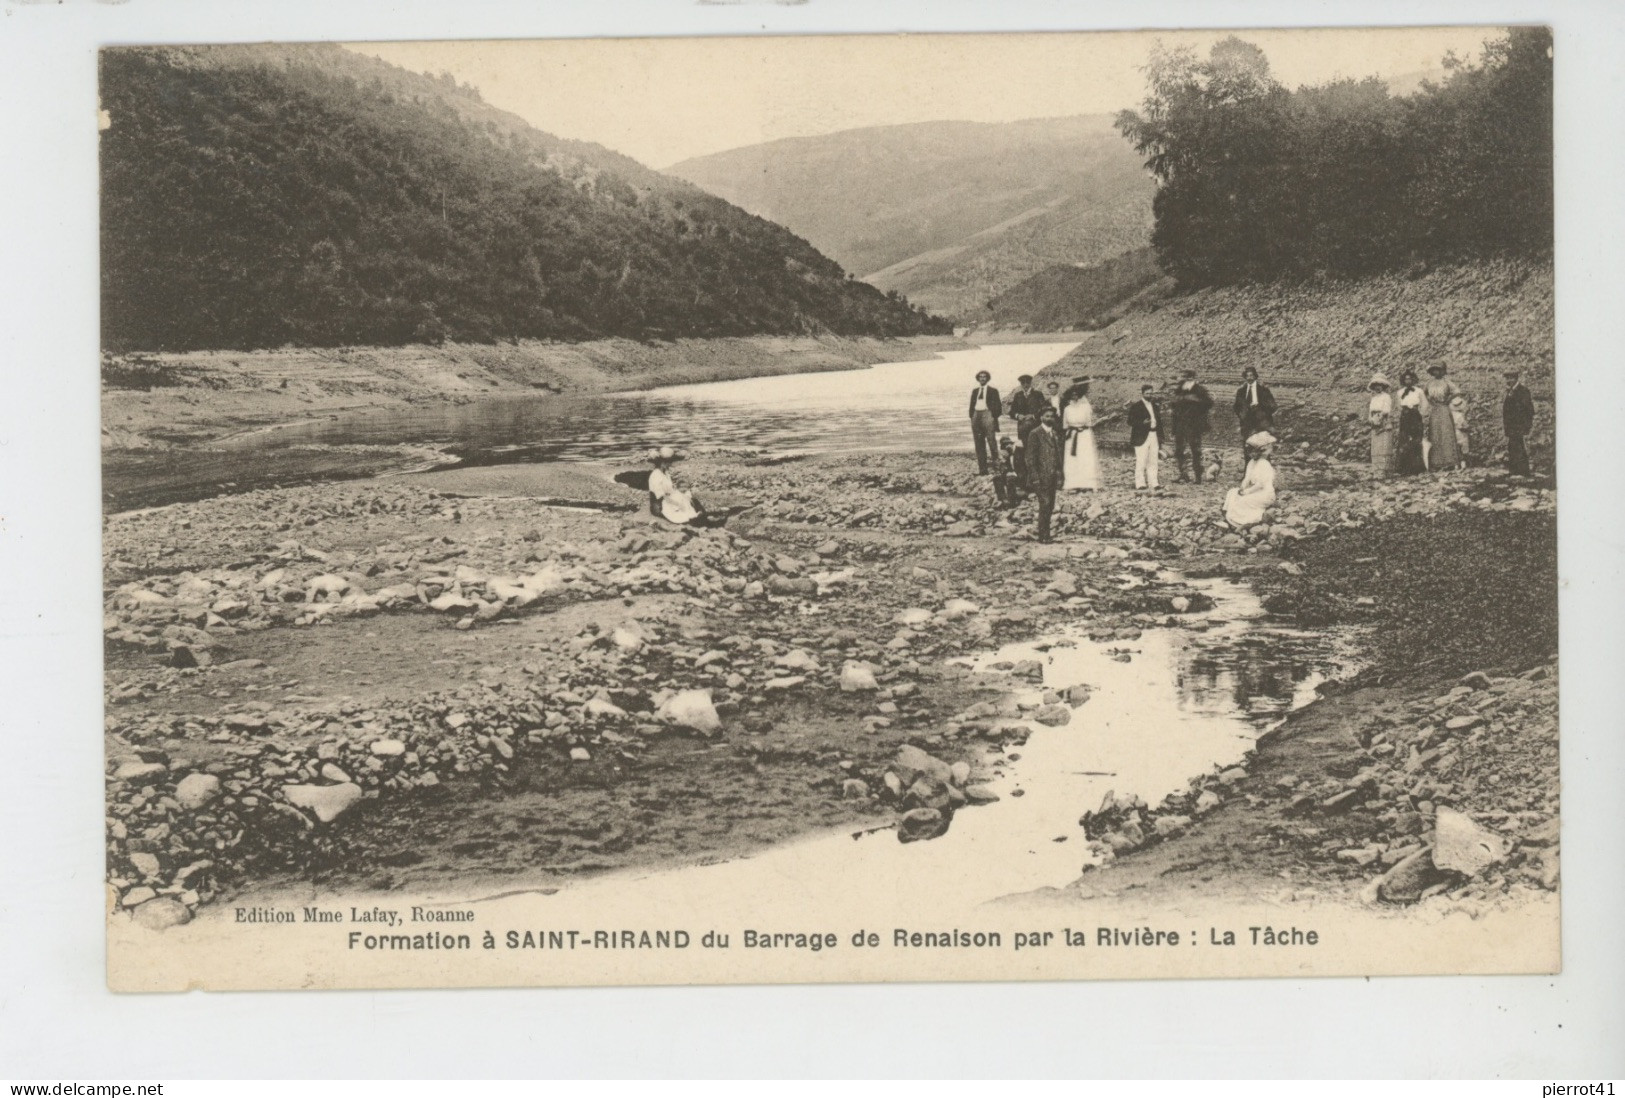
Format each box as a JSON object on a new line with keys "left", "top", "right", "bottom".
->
{"left": 1006, "top": 374, "right": 1047, "bottom": 486}
{"left": 1126, "top": 383, "right": 1164, "bottom": 490}
{"left": 1234, "top": 366, "right": 1277, "bottom": 441}
{"left": 968, "top": 369, "right": 1002, "bottom": 475}
{"left": 1027, "top": 406, "right": 1065, "bottom": 543}
{"left": 1170, "top": 367, "right": 1214, "bottom": 484}
{"left": 1502, "top": 368, "right": 1535, "bottom": 476}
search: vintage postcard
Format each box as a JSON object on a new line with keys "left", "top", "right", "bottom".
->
{"left": 100, "top": 27, "right": 1558, "bottom": 991}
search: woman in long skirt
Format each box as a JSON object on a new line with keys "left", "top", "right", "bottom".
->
{"left": 1394, "top": 370, "right": 1429, "bottom": 476}
{"left": 1224, "top": 432, "right": 1278, "bottom": 527}
{"left": 1421, "top": 364, "right": 1462, "bottom": 471}
{"left": 1060, "top": 379, "right": 1101, "bottom": 490}
{"left": 1367, "top": 374, "right": 1396, "bottom": 476}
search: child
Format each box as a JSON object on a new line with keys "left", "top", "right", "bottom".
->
{"left": 1450, "top": 396, "right": 1472, "bottom": 469}
{"left": 992, "top": 435, "right": 1023, "bottom": 508}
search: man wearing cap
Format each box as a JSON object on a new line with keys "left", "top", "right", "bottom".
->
{"left": 1044, "top": 380, "right": 1064, "bottom": 420}
{"left": 1006, "top": 374, "right": 1047, "bottom": 486}
{"left": 1125, "top": 383, "right": 1164, "bottom": 490}
{"left": 1027, "top": 406, "right": 1066, "bottom": 543}
{"left": 967, "top": 370, "right": 1002, "bottom": 475}
{"left": 1233, "top": 367, "right": 1277, "bottom": 442}
{"left": 1502, "top": 369, "right": 1535, "bottom": 476}
{"left": 1170, "top": 368, "right": 1214, "bottom": 484}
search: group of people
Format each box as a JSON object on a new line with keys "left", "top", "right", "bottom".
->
{"left": 968, "top": 362, "right": 1539, "bottom": 545}
{"left": 968, "top": 367, "right": 1282, "bottom": 542}
{"left": 1367, "top": 365, "right": 1536, "bottom": 478}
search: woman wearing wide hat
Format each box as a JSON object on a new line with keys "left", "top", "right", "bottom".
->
{"left": 1059, "top": 377, "right": 1101, "bottom": 491}
{"left": 1367, "top": 374, "right": 1396, "bottom": 476}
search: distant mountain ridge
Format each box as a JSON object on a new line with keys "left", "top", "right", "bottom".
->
{"left": 100, "top": 44, "right": 946, "bottom": 352}
{"left": 669, "top": 115, "right": 1156, "bottom": 321}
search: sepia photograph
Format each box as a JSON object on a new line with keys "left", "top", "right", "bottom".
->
{"left": 93, "top": 26, "right": 1564, "bottom": 992}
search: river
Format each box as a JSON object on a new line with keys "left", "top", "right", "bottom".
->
{"left": 213, "top": 340, "right": 1085, "bottom": 469}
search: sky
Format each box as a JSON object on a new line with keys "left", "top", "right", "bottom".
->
{"left": 348, "top": 27, "right": 1502, "bottom": 168}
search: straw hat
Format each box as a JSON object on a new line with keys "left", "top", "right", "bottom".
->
{"left": 1245, "top": 431, "right": 1278, "bottom": 449}
{"left": 1369, "top": 374, "right": 1391, "bottom": 390}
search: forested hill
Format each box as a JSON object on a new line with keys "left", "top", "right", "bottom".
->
{"left": 99, "top": 45, "right": 947, "bottom": 352}
{"left": 669, "top": 116, "right": 1155, "bottom": 321}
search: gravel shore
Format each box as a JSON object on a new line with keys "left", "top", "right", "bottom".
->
{"left": 104, "top": 438, "right": 1558, "bottom": 928}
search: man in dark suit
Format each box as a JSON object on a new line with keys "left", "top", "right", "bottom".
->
{"left": 1005, "top": 374, "right": 1047, "bottom": 486}
{"left": 1125, "top": 383, "right": 1164, "bottom": 490}
{"left": 1502, "top": 368, "right": 1535, "bottom": 476}
{"left": 1170, "top": 368, "right": 1214, "bottom": 484}
{"left": 1233, "top": 366, "right": 1277, "bottom": 441}
{"left": 968, "top": 369, "right": 1002, "bottom": 474}
{"left": 1027, "top": 406, "right": 1065, "bottom": 543}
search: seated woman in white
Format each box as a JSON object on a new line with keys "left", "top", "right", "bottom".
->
{"left": 646, "top": 446, "right": 701, "bottom": 524}
{"left": 1224, "top": 432, "right": 1278, "bottom": 528}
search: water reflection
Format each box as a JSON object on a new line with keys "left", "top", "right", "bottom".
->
{"left": 212, "top": 341, "right": 1085, "bottom": 469}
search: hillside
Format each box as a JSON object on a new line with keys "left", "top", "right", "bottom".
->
{"left": 669, "top": 116, "right": 1155, "bottom": 321}
{"left": 1040, "top": 259, "right": 1554, "bottom": 463}
{"left": 976, "top": 246, "right": 1172, "bottom": 332}
{"left": 99, "top": 45, "right": 946, "bottom": 352}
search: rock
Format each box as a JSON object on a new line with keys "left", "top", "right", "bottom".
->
{"left": 611, "top": 624, "right": 646, "bottom": 652}
{"left": 1170, "top": 596, "right": 1191, "bottom": 613}
{"left": 963, "top": 784, "right": 1000, "bottom": 804}
{"left": 569, "top": 747, "right": 591, "bottom": 762}
{"left": 941, "top": 598, "right": 980, "bottom": 620}
{"left": 283, "top": 782, "right": 363, "bottom": 823}
{"left": 173, "top": 773, "right": 221, "bottom": 810}
{"left": 167, "top": 644, "right": 204, "bottom": 669}
{"left": 132, "top": 896, "right": 192, "bottom": 931}
{"left": 583, "top": 698, "right": 627, "bottom": 718}
{"left": 1152, "top": 814, "right": 1191, "bottom": 838}
{"left": 1195, "top": 790, "right": 1222, "bottom": 814}
{"left": 113, "top": 761, "right": 167, "bottom": 783}
{"left": 840, "top": 778, "right": 870, "bottom": 800}
{"left": 763, "top": 676, "right": 805, "bottom": 691}
{"left": 1374, "top": 849, "right": 1446, "bottom": 903}
{"left": 949, "top": 761, "right": 972, "bottom": 787}
{"left": 129, "top": 852, "right": 162, "bottom": 878}
{"left": 1012, "top": 659, "right": 1044, "bottom": 680}
{"left": 1432, "top": 806, "right": 1509, "bottom": 876}
{"left": 1460, "top": 671, "right": 1493, "bottom": 690}
{"left": 320, "top": 763, "right": 351, "bottom": 784}
{"left": 839, "top": 662, "right": 879, "bottom": 692}
{"left": 1444, "top": 715, "right": 1483, "bottom": 733}
{"left": 121, "top": 887, "right": 158, "bottom": 908}
{"left": 1064, "top": 683, "right": 1093, "bottom": 705}
{"left": 894, "top": 608, "right": 933, "bottom": 626}
{"left": 370, "top": 738, "right": 406, "bottom": 757}
{"left": 898, "top": 807, "right": 948, "bottom": 844}
{"left": 428, "top": 592, "right": 475, "bottom": 613}
{"left": 892, "top": 744, "right": 954, "bottom": 787}
{"left": 1032, "top": 704, "right": 1071, "bottom": 727}
{"left": 656, "top": 689, "right": 721, "bottom": 734}
{"left": 775, "top": 649, "right": 821, "bottom": 672}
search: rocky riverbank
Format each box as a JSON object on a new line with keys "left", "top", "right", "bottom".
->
{"left": 103, "top": 440, "right": 1557, "bottom": 930}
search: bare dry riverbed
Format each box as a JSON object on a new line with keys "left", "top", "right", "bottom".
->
{"left": 104, "top": 427, "right": 1559, "bottom": 933}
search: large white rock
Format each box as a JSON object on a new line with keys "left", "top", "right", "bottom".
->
{"left": 1432, "top": 806, "right": 1509, "bottom": 876}
{"left": 839, "top": 662, "right": 879, "bottom": 692}
{"left": 283, "top": 782, "right": 363, "bottom": 823}
{"left": 941, "top": 598, "right": 981, "bottom": 620}
{"left": 521, "top": 567, "right": 564, "bottom": 594}
{"left": 583, "top": 697, "right": 627, "bottom": 719}
{"left": 657, "top": 689, "right": 722, "bottom": 734}
{"left": 173, "top": 773, "right": 221, "bottom": 811}
{"left": 894, "top": 608, "right": 933, "bottom": 626}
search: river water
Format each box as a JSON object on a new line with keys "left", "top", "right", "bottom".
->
{"left": 410, "top": 574, "right": 1356, "bottom": 918}
{"left": 213, "top": 340, "right": 1085, "bottom": 469}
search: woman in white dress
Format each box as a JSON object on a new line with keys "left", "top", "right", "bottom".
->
{"left": 1060, "top": 379, "right": 1101, "bottom": 491}
{"left": 645, "top": 446, "right": 701, "bottom": 525}
{"left": 1224, "top": 432, "right": 1278, "bottom": 528}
